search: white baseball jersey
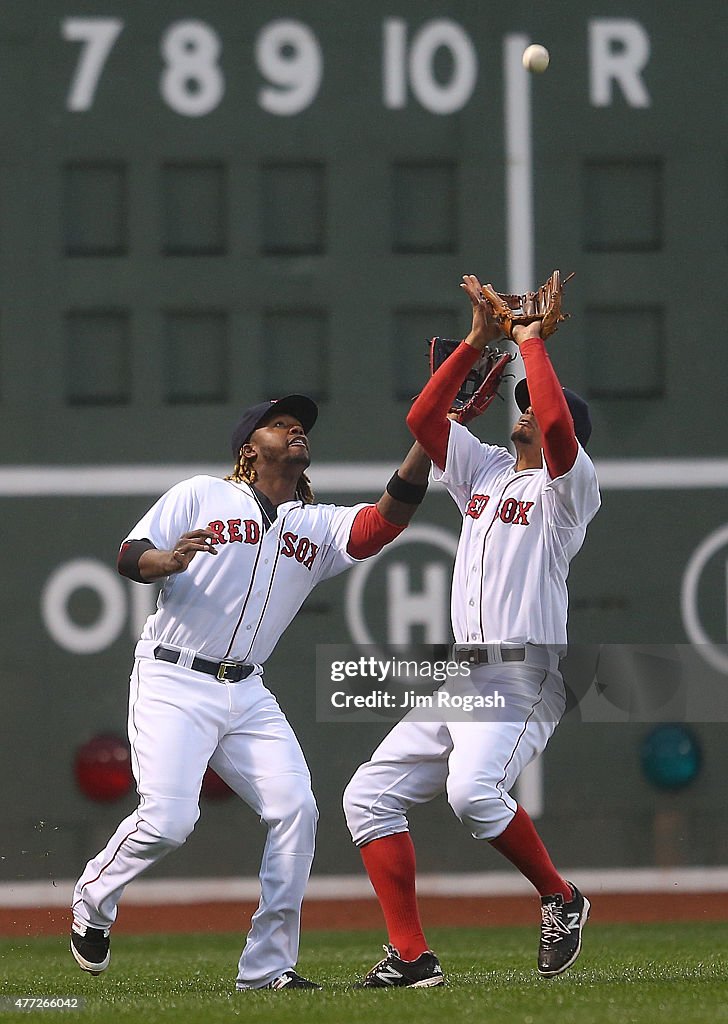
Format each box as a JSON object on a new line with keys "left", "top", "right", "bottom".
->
{"left": 432, "top": 421, "right": 600, "bottom": 648}
{"left": 125, "top": 475, "right": 368, "bottom": 663}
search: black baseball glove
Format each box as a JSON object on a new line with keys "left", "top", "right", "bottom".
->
{"left": 428, "top": 338, "right": 514, "bottom": 424}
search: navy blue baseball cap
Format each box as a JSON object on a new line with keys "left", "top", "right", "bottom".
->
{"left": 231, "top": 395, "right": 318, "bottom": 455}
{"left": 514, "top": 378, "right": 592, "bottom": 448}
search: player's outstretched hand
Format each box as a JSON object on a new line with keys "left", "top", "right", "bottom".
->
{"left": 166, "top": 529, "right": 219, "bottom": 574}
{"left": 460, "top": 275, "right": 504, "bottom": 351}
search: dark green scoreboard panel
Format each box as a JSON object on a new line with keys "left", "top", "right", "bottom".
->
{"left": 2, "top": 2, "right": 728, "bottom": 881}
{"left": 2, "top": 0, "right": 726, "bottom": 462}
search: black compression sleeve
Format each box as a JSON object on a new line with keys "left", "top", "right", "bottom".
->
{"left": 385, "top": 471, "right": 428, "bottom": 504}
{"left": 117, "top": 539, "right": 156, "bottom": 583}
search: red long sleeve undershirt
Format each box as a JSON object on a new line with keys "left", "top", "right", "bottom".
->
{"left": 406, "top": 338, "right": 578, "bottom": 477}
{"left": 519, "top": 337, "right": 578, "bottom": 478}
{"left": 406, "top": 341, "right": 478, "bottom": 468}
{"left": 347, "top": 504, "right": 405, "bottom": 559}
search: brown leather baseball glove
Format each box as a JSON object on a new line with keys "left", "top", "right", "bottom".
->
{"left": 481, "top": 271, "right": 574, "bottom": 339}
{"left": 427, "top": 338, "right": 514, "bottom": 424}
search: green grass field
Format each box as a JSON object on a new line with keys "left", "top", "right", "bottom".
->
{"left": 1, "top": 923, "right": 727, "bottom": 1024}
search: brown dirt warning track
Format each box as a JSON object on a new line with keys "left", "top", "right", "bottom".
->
{"left": 2, "top": 892, "right": 728, "bottom": 938}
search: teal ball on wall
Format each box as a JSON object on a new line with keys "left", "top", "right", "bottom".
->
{"left": 640, "top": 724, "right": 702, "bottom": 791}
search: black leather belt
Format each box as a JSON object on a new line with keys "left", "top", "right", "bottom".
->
{"left": 154, "top": 645, "right": 255, "bottom": 682}
{"left": 453, "top": 645, "right": 526, "bottom": 665}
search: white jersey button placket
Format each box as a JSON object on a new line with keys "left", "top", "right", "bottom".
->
{"left": 238, "top": 520, "right": 277, "bottom": 647}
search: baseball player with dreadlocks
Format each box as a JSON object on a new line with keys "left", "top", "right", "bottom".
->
{"left": 344, "top": 275, "right": 600, "bottom": 987}
{"left": 70, "top": 394, "right": 430, "bottom": 991}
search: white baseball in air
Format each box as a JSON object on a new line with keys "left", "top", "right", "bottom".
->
{"left": 522, "top": 44, "right": 550, "bottom": 74}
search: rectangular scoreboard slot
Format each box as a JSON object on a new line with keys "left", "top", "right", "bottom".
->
{"left": 65, "top": 310, "right": 131, "bottom": 405}
{"left": 162, "top": 163, "right": 227, "bottom": 256}
{"left": 391, "top": 162, "right": 458, "bottom": 253}
{"left": 583, "top": 159, "right": 663, "bottom": 252}
{"left": 260, "top": 162, "right": 325, "bottom": 255}
{"left": 62, "top": 162, "right": 127, "bottom": 257}
{"left": 262, "top": 309, "right": 328, "bottom": 401}
{"left": 164, "top": 310, "right": 229, "bottom": 404}
{"left": 585, "top": 306, "right": 664, "bottom": 400}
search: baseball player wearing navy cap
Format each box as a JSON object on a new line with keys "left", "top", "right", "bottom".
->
{"left": 70, "top": 395, "right": 431, "bottom": 991}
{"left": 344, "top": 275, "right": 600, "bottom": 987}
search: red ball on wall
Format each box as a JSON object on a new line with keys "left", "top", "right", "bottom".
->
{"left": 74, "top": 734, "right": 134, "bottom": 802}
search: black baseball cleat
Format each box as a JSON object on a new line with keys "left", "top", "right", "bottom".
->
{"left": 538, "top": 883, "right": 590, "bottom": 977}
{"left": 357, "top": 944, "right": 445, "bottom": 988}
{"left": 70, "top": 921, "right": 110, "bottom": 975}
{"left": 237, "top": 970, "right": 322, "bottom": 991}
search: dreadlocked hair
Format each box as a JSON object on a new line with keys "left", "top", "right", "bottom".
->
{"left": 226, "top": 451, "right": 314, "bottom": 504}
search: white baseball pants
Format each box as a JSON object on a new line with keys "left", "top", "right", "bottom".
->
{"left": 72, "top": 647, "right": 318, "bottom": 989}
{"left": 344, "top": 650, "right": 567, "bottom": 845}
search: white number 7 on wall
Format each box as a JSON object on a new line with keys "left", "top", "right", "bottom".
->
{"left": 62, "top": 17, "right": 124, "bottom": 112}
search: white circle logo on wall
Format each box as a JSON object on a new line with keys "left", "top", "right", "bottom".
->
{"left": 345, "top": 524, "right": 458, "bottom": 645}
{"left": 681, "top": 524, "right": 728, "bottom": 674}
{"left": 41, "top": 558, "right": 159, "bottom": 654}
{"left": 42, "top": 559, "right": 126, "bottom": 654}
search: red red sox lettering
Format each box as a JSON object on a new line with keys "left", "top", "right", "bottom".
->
{"left": 465, "top": 495, "right": 534, "bottom": 525}
{"left": 207, "top": 519, "right": 319, "bottom": 570}
{"left": 208, "top": 518, "right": 260, "bottom": 545}
{"left": 465, "top": 494, "right": 490, "bottom": 519}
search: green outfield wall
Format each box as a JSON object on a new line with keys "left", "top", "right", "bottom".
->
{"left": 2, "top": 1, "right": 727, "bottom": 882}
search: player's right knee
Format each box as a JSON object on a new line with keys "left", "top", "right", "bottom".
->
{"left": 138, "top": 800, "right": 200, "bottom": 848}
{"left": 446, "top": 776, "right": 512, "bottom": 840}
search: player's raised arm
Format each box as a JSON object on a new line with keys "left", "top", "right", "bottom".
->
{"left": 406, "top": 275, "right": 503, "bottom": 469}
{"left": 346, "top": 441, "right": 430, "bottom": 559}
{"left": 511, "top": 321, "right": 579, "bottom": 478}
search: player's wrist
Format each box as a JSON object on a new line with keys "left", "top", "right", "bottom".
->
{"left": 463, "top": 332, "right": 489, "bottom": 352}
{"left": 138, "top": 548, "right": 175, "bottom": 581}
{"left": 513, "top": 325, "right": 544, "bottom": 346}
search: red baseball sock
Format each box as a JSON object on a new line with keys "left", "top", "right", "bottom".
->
{"left": 359, "top": 832, "right": 428, "bottom": 961}
{"left": 489, "top": 805, "right": 572, "bottom": 900}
